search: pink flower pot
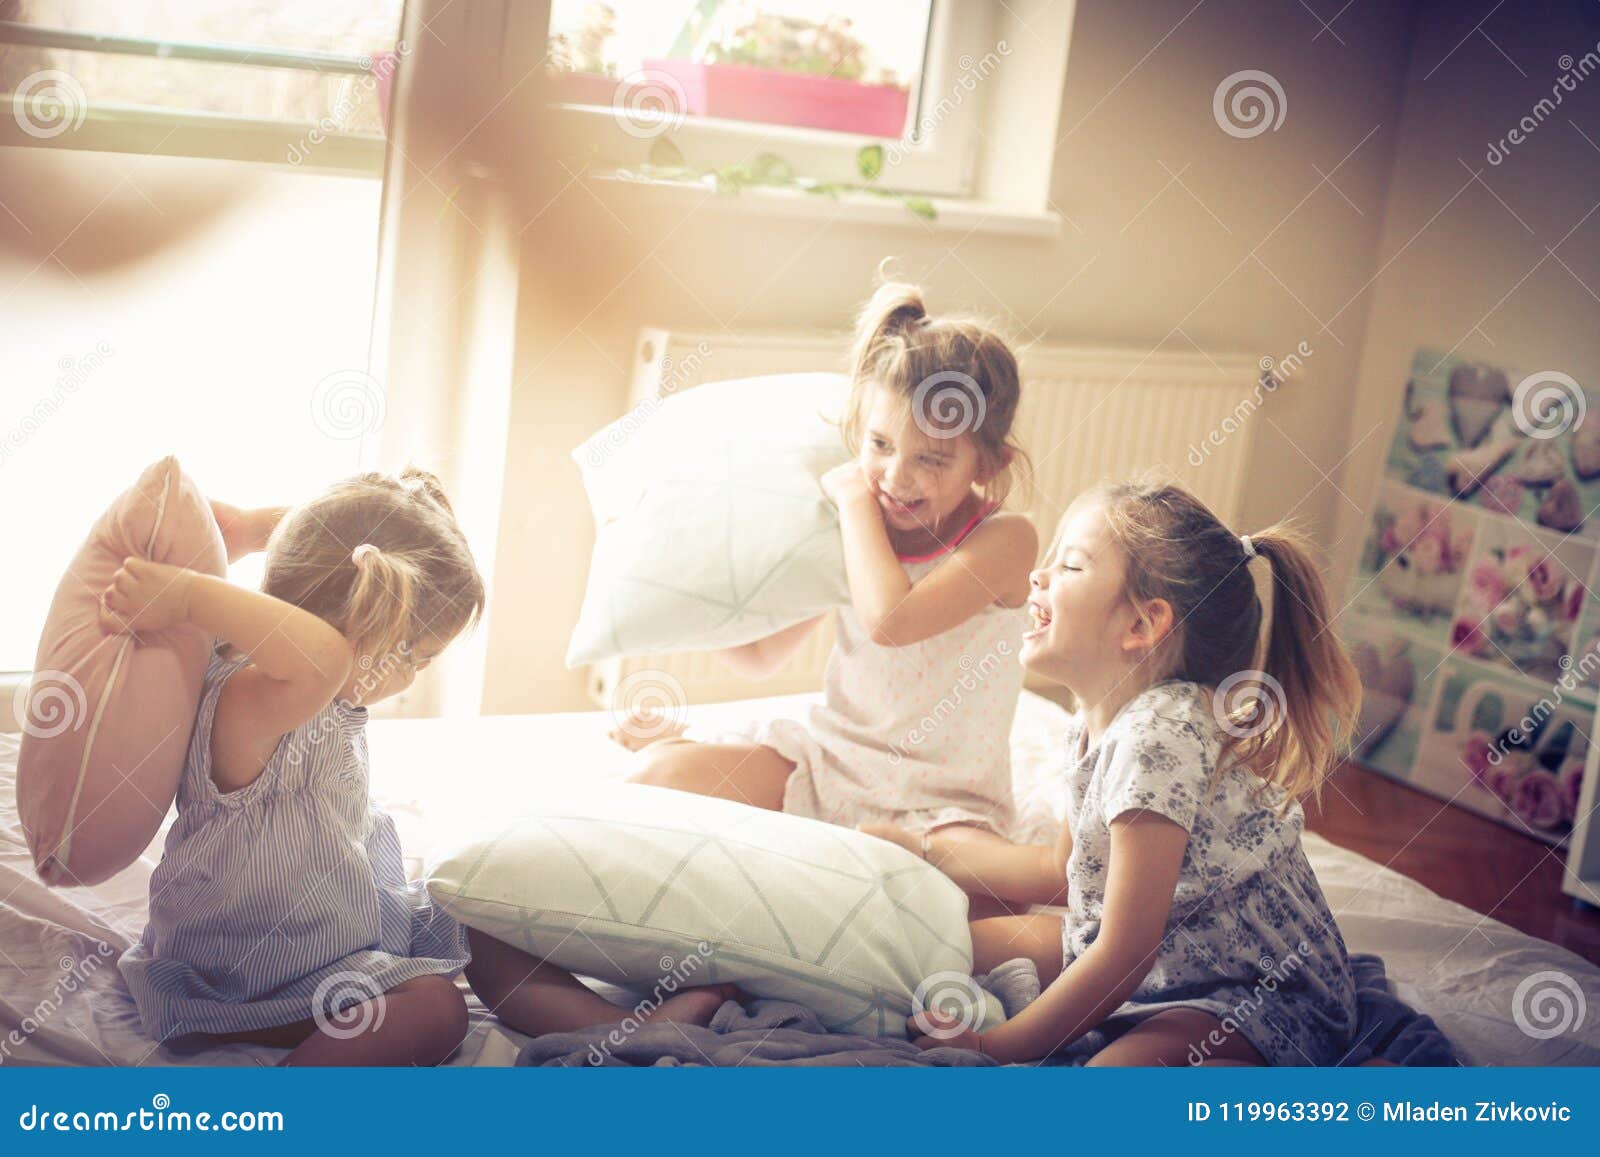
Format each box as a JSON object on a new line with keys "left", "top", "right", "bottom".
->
{"left": 642, "top": 58, "right": 909, "bottom": 138}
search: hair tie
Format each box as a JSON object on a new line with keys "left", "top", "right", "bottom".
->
{"left": 1239, "top": 534, "right": 1256, "bottom": 559}
{"left": 352, "top": 543, "right": 379, "bottom": 564}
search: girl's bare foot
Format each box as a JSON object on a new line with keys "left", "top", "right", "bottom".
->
{"left": 644, "top": 984, "right": 739, "bottom": 1026}
{"left": 608, "top": 710, "right": 688, "bottom": 752}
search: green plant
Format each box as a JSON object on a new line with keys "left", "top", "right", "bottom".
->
{"left": 619, "top": 139, "right": 935, "bottom": 220}
{"left": 700, "top": 10, "right": 889, "bottom": 84}
{"left": 548, "top": 1, "right": 617, "bottom": 76}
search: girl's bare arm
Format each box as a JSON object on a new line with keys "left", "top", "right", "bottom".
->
{"left": 717, "top": 616, "right": 824, "bottom": 679}
{"left": 973, "top": 812, "right": 1187, "bottom": 1062}
{"left": 913, "top": 818, "right": 1074, "bottom": 907}
{"left": 102, "top": 558, "right": 353, "bottom": 790}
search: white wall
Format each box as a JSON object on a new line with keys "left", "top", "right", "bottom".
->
{"left": 1332, "top": 1, "right": 1600, "bottom": 589}
{"left": 486, "top": 0, "right": 1419, "bottom": 713}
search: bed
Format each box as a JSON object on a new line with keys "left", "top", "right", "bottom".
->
{"left": 3, "top": 691, "right": 1597, "bottom": 1067}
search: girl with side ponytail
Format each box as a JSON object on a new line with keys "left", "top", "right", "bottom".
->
{"left": 866, "top": 474, "right": 1364, "bottom": 1067}
{"left": 107, "top": 468, "right": 490, "bottom": 1066}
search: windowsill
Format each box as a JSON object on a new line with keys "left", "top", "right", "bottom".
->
{"left": 592, "top": 171, "right": 1062, "bottom": 239}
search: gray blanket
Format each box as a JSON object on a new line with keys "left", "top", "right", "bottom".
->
{"left": 517, "top": 952, "right": 1456, "bottom": 1067}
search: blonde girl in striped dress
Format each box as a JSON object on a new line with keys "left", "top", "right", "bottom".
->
{"left": 112, "top": 470, "right": 487, "bottom": 1065}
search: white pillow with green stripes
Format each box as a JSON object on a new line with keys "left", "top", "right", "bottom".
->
{"left": 425, "top": 784, "right": 1002, "bottom": 1038}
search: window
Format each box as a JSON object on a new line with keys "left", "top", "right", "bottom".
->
{"left": 0, "top": 0, "right": 400, "bottom": 670}
{"left": 547, "top": 0, "right": 994, "bottom": 198}
{"left": 0, "top": 154, "right": 384, "bottom": 671}
{"left": 0, "top": 0, "right": 406, "bottom": 174}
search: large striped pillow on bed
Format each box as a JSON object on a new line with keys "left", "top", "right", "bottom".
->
{"left": 425, "top": 784, "right": 1003, "bottom": 1038}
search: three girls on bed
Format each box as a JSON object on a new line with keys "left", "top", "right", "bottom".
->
{"left": 108, "top": 277, "right": 1360, "bottom": 1067}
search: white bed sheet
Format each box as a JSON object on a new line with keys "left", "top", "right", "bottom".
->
{"left": 3, "top": 692, "right": 1597, "bottom": 1068}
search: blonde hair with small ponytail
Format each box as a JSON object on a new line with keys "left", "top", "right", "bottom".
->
{"left": 1082, "top": 474, "right": 1361, "bottom": 809}
{"left": 250, "top": 467, "right": 485, "bottom": 663}
{"left": 841, "top": 279, "right": 1031, "bottom": 508}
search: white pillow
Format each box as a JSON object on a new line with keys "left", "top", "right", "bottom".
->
{"left": 566, "top": 372, "right": 853, "bottom": 666}
{"left": 425, "top": 784, "right": 1004, "bottom": 1038}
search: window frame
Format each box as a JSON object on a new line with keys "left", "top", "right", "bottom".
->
{"left": 547, "top": 0, "right": 995, "bottom": 199}
{"left": 0, "top": 17, "right": 397, "bottom": 177}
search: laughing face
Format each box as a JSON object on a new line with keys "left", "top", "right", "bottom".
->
{"left": 1023, "top": 500, "right": 1144, "bottom": 689}
{"left": 857, "top": 383, "right": 986, "bottom": 540}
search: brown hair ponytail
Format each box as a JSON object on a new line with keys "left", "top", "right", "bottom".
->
{"left": 343, "top": 546, "right": 422, "bottom": 661}
{"left": 1090, "top": 476, "right": 1360, "bottom": 807}
{"left": 253, "top": 468, "right": 485, "bottom": 662}
{"left": 1234, "top": 524, "right": 1361, "bottom": 805}
{"left": 840, "top": 279, "right": 1031, "bottom": 508}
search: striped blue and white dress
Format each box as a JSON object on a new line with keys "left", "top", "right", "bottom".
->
{"left": 120, "top": 652, "right": 470, "bottom": 1043}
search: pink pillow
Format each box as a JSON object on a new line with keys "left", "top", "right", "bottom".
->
{"left": 17, "top": 457, "right": 225, "bottom": 886}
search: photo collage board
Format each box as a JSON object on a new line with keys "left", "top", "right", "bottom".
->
{"left": 1343, "top": 349, "right": 1596, "bottom": 847}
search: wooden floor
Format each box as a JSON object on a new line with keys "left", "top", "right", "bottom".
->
{"left": 1306, "top": 760, "right": 1600, "bottom": 966}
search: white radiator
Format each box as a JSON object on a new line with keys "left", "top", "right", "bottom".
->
{"left": 584, "top": 328, "right": 1262, "bottom": 707}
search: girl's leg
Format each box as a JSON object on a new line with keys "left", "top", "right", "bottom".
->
{"left": 207, "top": 974, "right": 469, "bottom": 1066}
{"left": 627, "top": 741, "right": 795, "bottom": 811}
{"left": 608, "top": 711, "right": 687, "bottom": 752}
{"left": 1085, "top": 1007, "right": 1265, "bottom": 1067}
{"left": 463, "top": 927, "right": 733, "bottom": 1038}
{"left": 970, "top": 914, "right": 1066, "bottom": 985}
{"left": 925, "top": 824, "right": 1034, "bottom": 919}
{"left": 860, "top": 822, "right": 1035, "bottom": 919}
